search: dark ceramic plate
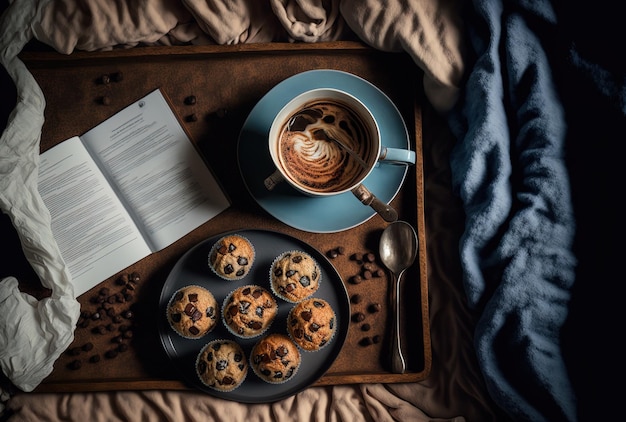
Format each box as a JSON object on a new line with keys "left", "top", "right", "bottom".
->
{"left": 158, "top": 229, "right": 350, "bottom": 403}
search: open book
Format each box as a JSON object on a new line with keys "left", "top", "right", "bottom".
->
{"left": 38, "top": 89, "right": 230, "bottom": 296}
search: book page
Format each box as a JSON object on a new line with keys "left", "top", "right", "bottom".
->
{"left": 38, "top": 136, "right": 152, "bottom": 295}
{"left": 80, "top": 89, "right": 230, "bottom": 251}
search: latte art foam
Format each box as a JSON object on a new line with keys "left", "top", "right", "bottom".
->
{"left": 277, "top": 100, "right": 374, "bottom": 193}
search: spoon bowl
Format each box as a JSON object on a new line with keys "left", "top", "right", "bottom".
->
{"left": 379, "top": 220, "right": 418, "bottom": 373}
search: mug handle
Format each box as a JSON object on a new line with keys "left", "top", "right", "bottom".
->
{"left": 379, "top": 147, "right": 416, "bottom": 165}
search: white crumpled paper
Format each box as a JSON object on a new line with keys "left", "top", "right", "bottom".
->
{"left": 0, "top": 0, "right": 80, "bottom": 392}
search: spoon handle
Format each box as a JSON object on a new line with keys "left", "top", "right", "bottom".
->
{"left": 389, "top": 271, "right": 406, "bottom": 373}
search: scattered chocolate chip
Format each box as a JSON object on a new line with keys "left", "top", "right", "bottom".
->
{"left": 184, "top": 95, "right": 197, "bottom": 105}
{"left": 361, "top": 323, "right": 371, "bottom": 331}
{"left": 123, "top": 310, "right": 133, "bottom": 319}
{"left": 186, "top": 113, "right": 198, "bottom": 122}
{"left": 362, "top": 270, "right": 372, "bottom": 280}
{"left": 336, "top": 246, "right": 345, "bottom": 255}
{"left": 372, "top": 335, "right": 381, "bottom": 344}
{"left": 111, "top": 71, "right": 123, "bottom": 82}
{"left": 100, "top": 96, "right": 111, "bottom": 105}
{"left": 91, "top": 312, "right": 101, "bottom": 320}
{"left": 374, "top": 269, "right": 385, "bottom": 277}
{"left": 99, "top": 287, "right": 110, "bottom": 296}
{"left": 123, "top": 330, "right": 133, "bottom": 339}
{"left": 100, "top": 74, "right": 110, "bottom": 84}
{"left": 82, "top": 342, "right": 94, "bottom": 352}
{"left": 215, "top": 108, "right": 228, "bottom": 118}
{"left": 117, "top": 343, "right": 129, "bottom": 353}
{"left": 364, "top": 253, "right": 376, "bottom": 263}
{"left": 89, "top": 354, "right": 101, "bottom": 363}
{"left": 130, "top": 272, "right": 140, "bottom": 283}
{"left": 326, "top": 249, "right": 338, "bottom": 259}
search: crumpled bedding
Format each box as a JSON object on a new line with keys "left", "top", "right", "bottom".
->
{"left": 3, "top": 0, "right": 620, "bottom": 420}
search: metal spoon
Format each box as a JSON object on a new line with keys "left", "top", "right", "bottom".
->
{"left": 379, "top": 220, "right": 418, "bottom": 373}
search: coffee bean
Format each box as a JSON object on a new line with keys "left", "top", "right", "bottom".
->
{"left": 359, "top": 337, "right": 373, "bottom": 346}
{"left": 68, "top": 359, "right": 82, "bottom": 370}
{"left": 105, "top": 349, "right": 118, "bottom": 359}
{"left": 350, "top": 253, "right": 362, "bottom": 263}
{"left": 351, "top": 312, "right": 365, "bottom": 323}
{"left": 68, "top": 347, "right": 81, "bottom": 356}
{"left": 368, "top": 303, "right": 382, "bottom": 313}
{"left": 350, "top": 294, "right": 362, "bottom": 304}
{"left": 362, "top": 263, "right": 375, "bottom": 272}
{"left": 350, "top": 275, "right": 363, "bottom": 284}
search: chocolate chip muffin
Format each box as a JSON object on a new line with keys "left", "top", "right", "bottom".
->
{"left": 270, "top": 250, "right": 321, "bottom": 303}
{"left": 196, "top": 339, "right": 248, "bottom": 392}
{"left": 209, "top": 234, "right": 255, "bottom": 280}
{"left": 166, "top": 285, "right": 218, "bottom": 339}
{"left": 287, "top": 298, "right": 336, "bottom": 351}
{"left": 222, "top": 285, "right": 278, "bottom": 338}
{"left": 250, "top": 333, "right": 300, "bottom": 384}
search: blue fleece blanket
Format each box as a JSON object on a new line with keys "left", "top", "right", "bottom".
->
{"left": 448, "top": 1, "right": 625, "bottom": 421}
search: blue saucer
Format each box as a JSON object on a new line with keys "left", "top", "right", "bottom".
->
{"left": 237, "top": 70, "right": 410, "bottom": 233}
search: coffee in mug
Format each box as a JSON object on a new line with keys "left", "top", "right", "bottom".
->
{"left": 275, "top": 97, "right": 376, "bottom": 194}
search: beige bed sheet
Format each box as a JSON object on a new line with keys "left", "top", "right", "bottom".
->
{"left": 1, "top": 1, "right": 505, "bottom": 420}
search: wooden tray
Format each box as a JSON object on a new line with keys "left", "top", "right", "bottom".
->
{"left": 14, "top": 42, "right": 430, "bottom": 392}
